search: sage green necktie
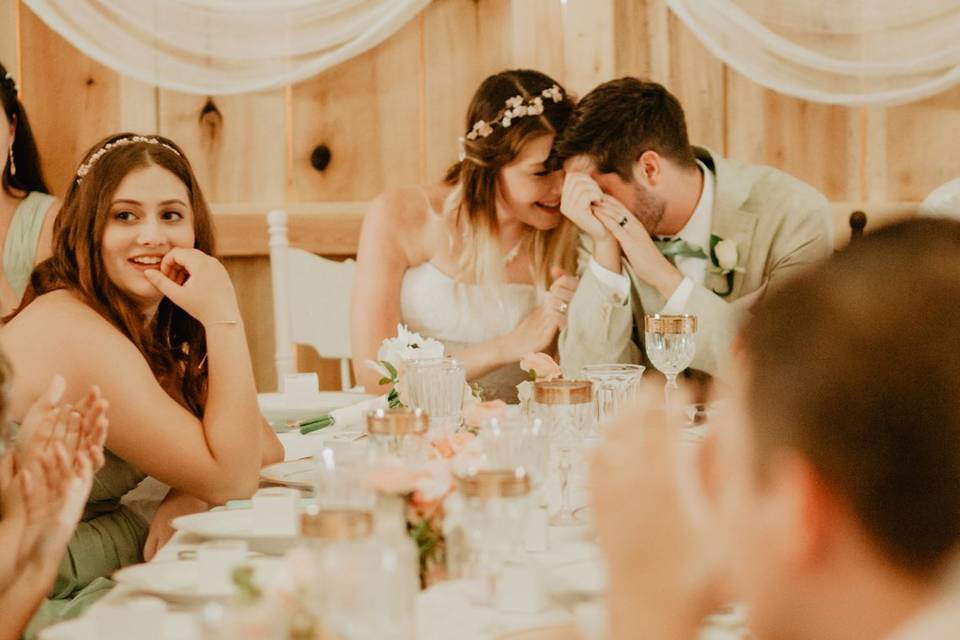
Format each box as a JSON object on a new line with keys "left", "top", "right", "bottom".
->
{"left": 653, "top": 237, "right": 707, "bottom": 261}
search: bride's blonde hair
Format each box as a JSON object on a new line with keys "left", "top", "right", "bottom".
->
{"left": 443, "top": 69, "right": 578, "bottom": 290}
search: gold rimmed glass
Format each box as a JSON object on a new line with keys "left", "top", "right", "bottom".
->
{"left": 533, "top": 380, "right": 593, "bottom": 527}
{"left": 644, "top": 314, "right": 697, "bottom": 406}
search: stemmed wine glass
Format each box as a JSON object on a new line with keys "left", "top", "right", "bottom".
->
{"left": 644, "top": 314, "right": 697, "bottom": 405}
{"left": 532, "top": 380, "right": 593, "bottom": 526}
{"left": 581, "top": 364, "right": 646, "bottom": 431}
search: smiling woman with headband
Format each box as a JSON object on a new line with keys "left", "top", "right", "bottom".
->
{"left": 0, "top": 132, "right": 283, "bottom": 634}
{"left": 0, "top": 62, "right": 60, "bottom": 318}
{"left": 351, "top": 69, "right": 580, "bottom": 400}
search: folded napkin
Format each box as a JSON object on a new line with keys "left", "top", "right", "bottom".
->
{"left": 307, "top": 394, "right": 387, "bottom": 434}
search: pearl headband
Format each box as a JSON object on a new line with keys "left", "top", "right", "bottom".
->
{"left": 75, "top": 136, "right": 181, "bottom": 184}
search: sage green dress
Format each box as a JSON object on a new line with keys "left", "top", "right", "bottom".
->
{"left": 3, "top": 191, "right": 55, "bottom": 297}
{"left": 23, "top": 451, "right": 149, "bottom": 639}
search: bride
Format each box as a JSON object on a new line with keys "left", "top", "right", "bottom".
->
{"left": 351, "top": 69, "right": 579, "bottom": 401}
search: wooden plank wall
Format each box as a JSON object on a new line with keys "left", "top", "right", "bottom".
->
{"left": 4, "top": 0, "right": 958, "bottom": 390}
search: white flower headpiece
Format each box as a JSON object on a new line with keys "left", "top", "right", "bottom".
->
{"left": 458, "top": 84, "right": 565, "bottom": 160}
{"left": 75, "top": 136, "right": 182, "bottom": 184}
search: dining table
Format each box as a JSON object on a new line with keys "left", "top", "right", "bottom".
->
{"left": 39, "top": 396, "right": 746, "bottom": 640}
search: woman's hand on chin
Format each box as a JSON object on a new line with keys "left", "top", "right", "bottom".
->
{"left": 143, "top": 248, "right": 241, "bottom": 326}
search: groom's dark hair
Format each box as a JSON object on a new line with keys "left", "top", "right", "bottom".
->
{"left": 553, "top": 77, "right": 696, "bottom": 178}
{"left": 743, "top": 217, "right": 960, "bottom": 578}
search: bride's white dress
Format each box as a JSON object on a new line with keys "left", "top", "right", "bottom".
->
{"left": 400, "top": 261, "right": 538, "bottom": 402}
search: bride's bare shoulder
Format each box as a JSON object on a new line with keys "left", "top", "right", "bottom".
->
{"left": 365, "top": 184, "right": 453, "bottom": 232}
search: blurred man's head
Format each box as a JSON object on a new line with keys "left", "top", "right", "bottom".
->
{"left": 717, "top": 218, "right": 960, "bottom": 637}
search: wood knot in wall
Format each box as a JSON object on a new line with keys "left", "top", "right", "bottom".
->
{"left": 198, "top": 98, "right": 224, "bottom": 147}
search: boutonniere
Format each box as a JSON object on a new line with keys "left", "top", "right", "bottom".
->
{"left": 708, "top": 235, "right": 745, "bottom": 297}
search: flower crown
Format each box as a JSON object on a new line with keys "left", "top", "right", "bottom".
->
{"left": 458, "top": 84, "right": 564, "bottom": 159}
{"left": 75, "top": 136, "right": 182, "bottom": 184}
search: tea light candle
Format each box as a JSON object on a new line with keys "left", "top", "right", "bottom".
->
{"left": 251, "top": 487, "right": 300, "bottom": 536}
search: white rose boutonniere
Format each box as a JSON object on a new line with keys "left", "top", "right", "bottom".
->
{"left": 708, "top": 235, "right": 745, "bottom": 297}
{"left": 715, "top": 239, "right": 739, "bottom": 271}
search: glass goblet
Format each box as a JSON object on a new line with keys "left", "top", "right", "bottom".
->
{"left": 581, "top": 363, "right": 646, "bottom": 431}
{"left": 644, "top": 314, "right": 697, "bottom": 406}
{"left": 532, "top": 380, "right": 593, "bottom": 527}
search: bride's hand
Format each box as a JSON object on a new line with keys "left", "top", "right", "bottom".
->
{"left": 143, "top": 248, "right": 241, "bottom": 327}
{"left": 502, "top": 270, "right": 578, "bottom": 361}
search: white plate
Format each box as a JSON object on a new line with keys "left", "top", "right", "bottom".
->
{"left": 258, "top": 391, "right": 375, "bottom": 424}
{"left": 545, "top": 559, "right": 606, "bottom": 599}
{"left": 260, "top": 457, "right": 317, "bottom": 489}
{"left": 170, "top": 510, "right": 299, "bottom": 554}
{"left": 113, "top": 557, "right": 280, "bottom": 603}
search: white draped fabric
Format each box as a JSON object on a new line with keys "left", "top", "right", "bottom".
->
{"left": 22, "top": 0, "right": 432, "bottom": 95}
{"left": 665, "top": 0, "right": 960, "bottom": 106}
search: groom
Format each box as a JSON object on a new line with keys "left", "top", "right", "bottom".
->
{"left": 555, "top": 78, "right": 832, "bottom": 381}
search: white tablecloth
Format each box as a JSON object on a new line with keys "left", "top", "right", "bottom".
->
{"left": 42, "top": 425, "right": 742, "bottom": 640}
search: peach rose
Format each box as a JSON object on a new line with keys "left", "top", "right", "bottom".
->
{"left": 463, "top": 399, "right": 507, "bottom": 428}
{"left": 520, "top": 352, "right": 562, "bottom": 381}
{"left": 366, "top": 462, "right": 422, "bottom": 495}
{"left": 430, "top": 431, "right": 476, "bottom": 460}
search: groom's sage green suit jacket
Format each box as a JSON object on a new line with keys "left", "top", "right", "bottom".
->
{"left": 559, "top": 147, "right": 833, "bottom": 382}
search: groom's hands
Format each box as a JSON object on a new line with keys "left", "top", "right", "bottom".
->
{"left": 560, "top": 167, "right": 622, "bottom": 273}
{"left": 594, "top": 195, "right": 683, "bottom": 299}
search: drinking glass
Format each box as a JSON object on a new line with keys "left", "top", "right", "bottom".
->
{"left": 533, "top": 380, "right": 593, "bottom": 526}
{"left": 403, "top": 357, "right": 465, "bottom": 435}
{"left": 581, "top": 364, "right": 646, "bottom": 430}
{"left": 313, "top": 446, "right": 376, "bottom": 512}
{"left": 365, "top": 407, "right": 431, "bottom": 464}
{"left": 456, "top": 469, "right": 533, "bottom": 612}
{"left": 644, "top": 314, "right": 697, "bottom": 406}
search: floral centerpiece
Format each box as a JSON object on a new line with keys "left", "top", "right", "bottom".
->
{"left": 367, "top": 432, "right": 482, "bottom": 587}
{"left": 224, "top": 551, "right": 326, "bottom": 640}
{"left": 366, "top": 324, "right": 445, "bottom": 408}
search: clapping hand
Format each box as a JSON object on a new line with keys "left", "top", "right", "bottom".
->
{"left": 1, "top": 376, "right": 108, "bottom": 577}
{"left": 15, "top": 376, "right": 108, "bottom": 474}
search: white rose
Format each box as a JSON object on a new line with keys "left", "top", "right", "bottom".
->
{"left": 715, "top": 239, "right": 739, "bottom": 271}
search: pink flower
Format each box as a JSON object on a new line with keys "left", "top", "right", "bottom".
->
{"left": 367, "top": 462, "right": 422, "bottom": 495}
{"left": 463, "top": 400, "right": 507, "bottom": 428}
{"left": 520, "top": 352, "right": 562, "bottom": 381}
{"left": 430, "top": 431, "right": 476, "bottom": 459}
{"left": 413, "top": 459, "right": 454, "bottom": 502}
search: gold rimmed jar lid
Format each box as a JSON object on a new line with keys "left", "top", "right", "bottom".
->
{"left": 366, "top": 407, "right": 430, "bottom": 436}
{"left": 456, "top": 469, "right": 531, "bottom": 499}
{"left": 533, "top": 380, "right": 592, "bottom": 405}
{"left": 300, "top": 504, "right": 374, "bottom": 540}
{"left": 644, "top": 314, "right": 698, "bottom": 334}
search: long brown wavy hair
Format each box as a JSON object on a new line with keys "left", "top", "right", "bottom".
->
{"left": 11, "top": 133, "right": 215, "bottom": 417}
{"left": 444, "top": 69, "right": 578, "bottom": 289}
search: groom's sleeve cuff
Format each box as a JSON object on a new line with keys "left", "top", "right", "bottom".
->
{"left": 588, "top": 257, "right": 630, "bottom": 305}
{"left": 661, "top": 277, "right": 695, "bottom": 314}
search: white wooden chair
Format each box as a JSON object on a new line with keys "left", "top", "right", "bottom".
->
{"left": 267, "top": 209, "right": 354, "bottom": 391}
